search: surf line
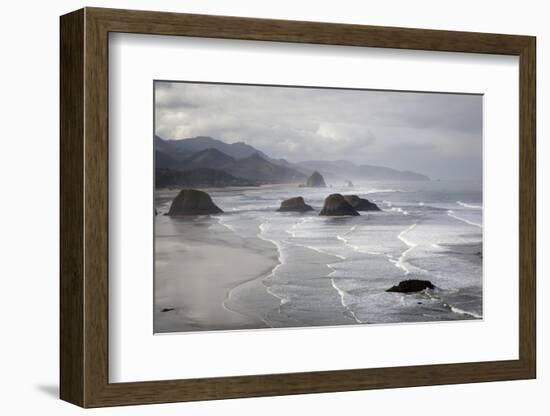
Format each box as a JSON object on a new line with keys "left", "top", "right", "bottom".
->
{"left": 256, "top": 221, "right": 293, "bottom": 311}
{"left": 447, "top": 210, "right": 482, "bottom": 228}
{"left": 328, "top": 267, "right": 363, "bottom": 324}
{"left": 222, "top": 286, "right": 274, "bottom": 328}
{"left": 456, "top": 201, "right": 482, "bottom": 209}
{"left": 336, "top": 225, "right": 381, "bottom": 256}
{"left": 335, "top": 225, "right": 358, "bottom": 249}
{"left": 212, "top": 214, "right": 242, "bottom": 236}
{"left": 424, "top": 290, "right": 482, "bottom": 319}
{"left": 219, "top": 218, "right": 287, "bottom": 327}
{"left": 280, "top": 237, "right": 360, "bottom": 323}
{"left": 221, "top": 217, "right": 293, "bottom": 327}
{"left": 285, "top": 217, "right": 309, "bottom": 238}
{"left": 390, "top": 223, "right": 418, "bottom": 275}
{"left": 287, "top": 221, "right": 363, "bottom": 324}
{"left": 329, "top": 224, "right": 364, "bottom": 324}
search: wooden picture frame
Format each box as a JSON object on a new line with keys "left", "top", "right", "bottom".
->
{"left": 60, "top": 7, "right": 536, "bottom": 408}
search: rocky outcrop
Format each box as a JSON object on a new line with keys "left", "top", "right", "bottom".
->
{"left": 343, "top": 195, "right": 381, "bottom": 211}
{"left": 305, "top": 171, "right": 327, "bottom": 188}
{"left": 167, "top": 189, "right": 223, "bottom": 216}
{"left": 319, "top": 194, "right": 360, "bottom": 216}
{"left": 277, "top": 197, "right": 314, "bottom": 212}
{"left": 386, "top": 279, "right": 435, "bottom": 293}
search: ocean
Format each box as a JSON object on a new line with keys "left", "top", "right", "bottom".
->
{"left": 154, "top": 180, "right": 483, "bottom": 332}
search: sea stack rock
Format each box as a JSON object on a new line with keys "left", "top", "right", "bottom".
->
{"left": 386, "top": 279, "right": 435, "bottom": 293}
{"left": 167, "top": 189, "right": 223, "bottom": 216}
{"left": 343, "top": 195, "right": 381, "bottom": 211}
{"left": 306, "top": 171, "right": 327, "bottom": 188}
{"left": 277, "top": 197, "right": 314, "bottom": 212}
{"left": 319, "top": 194, "right": 360, "bottom": 216}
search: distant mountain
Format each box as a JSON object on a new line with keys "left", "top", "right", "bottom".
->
{"left": 155, "top": 137, "right": 306, "bottom": 185}
{"left": 227, "top": 153, "right": 306, "bottom": 182}
{"left": 155, "top": 168, "right": 260, "bottom": 188}
{"left": 156, "top": 135, "right": 301, "bottom": 169}
{"left": 156, "top": 135, "right": 270, "bottom": 160}
{"left": 154, "top": 136, "right": 193, "bottom": 162}
{"left": 181, "top": 148, "right": 236, "bottom": 170}
{"left": 154, "top": 135, "right": 429, "bottom": 187}
{"left": 297, "top": 160, "right": 429, "bottom": 181}
{"left": 155, "top": 150, "right": 184, "bottom": 170}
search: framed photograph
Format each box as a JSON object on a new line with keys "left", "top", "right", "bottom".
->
{"left": 60, "top": 7, "right": 536, "bottom": 408}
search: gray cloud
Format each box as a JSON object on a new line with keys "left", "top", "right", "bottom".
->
{"left": 155, "top": 81, "right": 482, "bottom": 180}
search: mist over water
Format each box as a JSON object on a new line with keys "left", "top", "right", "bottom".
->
{"left": 155, "top": 179, "right": 482, "bottom": 332}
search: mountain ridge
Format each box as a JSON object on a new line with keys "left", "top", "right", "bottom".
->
{"left": 155, "top": 135, "right": 430, "bottom": 185}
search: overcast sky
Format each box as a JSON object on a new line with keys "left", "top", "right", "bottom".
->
{"left": 155, "top": 81, "right": 482, "bottom": 180}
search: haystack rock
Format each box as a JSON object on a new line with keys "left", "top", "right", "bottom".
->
{"left": 167, "top": 189, "right": 223, "bottom": 216}
{"left": 277, "top": 197, "right": 314, "bottom": 212}
{"left": 306, "top": 171, "right": 327, "bottom": 188}
{"left": 319, "top": 194, "right": 360, "bottom": 216}
{"left": 343, "top": 195, "right": 381, "bottom": 211}
{"left": 386, "top": 279, "right": 435, "bottom": 293}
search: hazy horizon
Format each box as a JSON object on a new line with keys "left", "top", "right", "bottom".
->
{"left": 155, "top": 81, "right": 482, "bottom": 180}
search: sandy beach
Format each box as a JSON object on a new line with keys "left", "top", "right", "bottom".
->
{"left": 154, "top": 213, "right": 279, "bottom": 333}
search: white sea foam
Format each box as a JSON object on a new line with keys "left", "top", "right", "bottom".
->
{"left": 287, "top": 238, "right": 347, "bottom": 260}
{"left": 285, "top": 217, "right": 309, "bottom": 238}
{"left": 256, "top": 221, "right": 292, "bottom": 308}
{"left": 456, "top": 201, "right": 482, "bottom": 209}
{"left": 448, "top": 305, "right": 482, "bottom": 319}
{"left": 366, "top": 188, "right": 405, "bottom": 194}
{"left": 222, "top": 288, "right": 273, "bottom": 328}
{"left": 447, "top": 210, "right": 482, "bottom": 228}
{"left": 390, "top": 223, "right": 418, "bottom": 275}
{"left": 336, "top": 226, "right": 383, "bottom": 256}
{"left": 336, "top": 225, "right": 359, "bottom": 249}
{"left": 424, "top": 291, "right": 482, "bottom": 319}
{"left": 328, "top": 266, "right": 363, "bottom": 324}
{"left": 213, "top": 215, "right": 240, "bottom": 234}
{"left": 283, "top": 220, "right": 362, "bottom": 323}
{"left": 389, "top": 207, "right": 409, "bottom": 216}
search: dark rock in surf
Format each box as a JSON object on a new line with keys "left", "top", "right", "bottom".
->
{"left": 167, "top": 189, "right": 223, "bottom": 216}
{"left": 277, "top": 196, "right": 314, "bottom": 212}
{"left": 343, "top": 195, "right": 381, "bottom": 211}
{"left": 305, "top": 171, "right": 327, "bottom": 188}
{"left": 319, "top": 194, "right": 360, "bottom": 216}
{"left": 386, "top": 279, "right": 435, "bottom": 293}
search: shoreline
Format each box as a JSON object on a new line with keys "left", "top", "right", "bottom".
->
{"left": 154, "top": 215, "right": 279, "bottom": 333}
{"left": 155, "top": 181, "right": 483, "bottom": 331}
